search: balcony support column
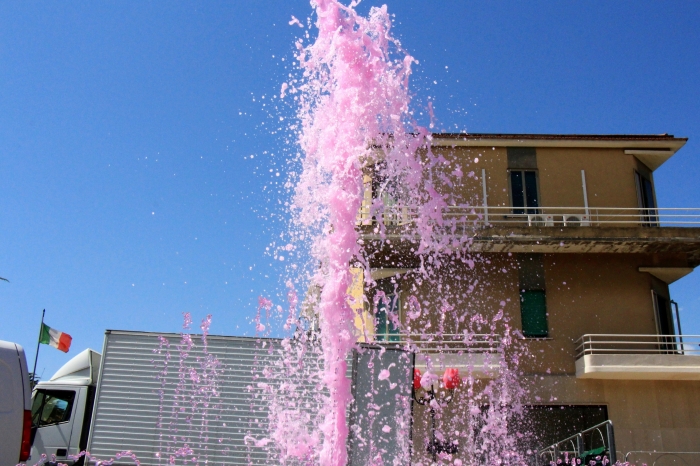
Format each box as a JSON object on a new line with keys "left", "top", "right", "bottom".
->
{"left": 482, "top": 168, "right": 489, "bottom": 224}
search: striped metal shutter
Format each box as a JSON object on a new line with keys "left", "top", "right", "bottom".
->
{"left": 87, "top": 330, "right": 326, "bottom": 465}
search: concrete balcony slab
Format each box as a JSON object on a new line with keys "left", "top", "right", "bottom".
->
{"left": 471, "top": 226, "right": 700, "bottom": 261}
{"left": 575, "top": 354, "right": 700, "bottom": 380}
{"left": 360, "top": 225, "right": 700, "bottom": 267}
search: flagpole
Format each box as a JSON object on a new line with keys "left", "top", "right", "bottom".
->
{"left": 32, "top": 309, "right": 45, "bottom": 383}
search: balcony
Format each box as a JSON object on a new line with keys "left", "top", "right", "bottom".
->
{"left": 575, "top": 334, "right": 700, "bottom": 380}
{"left": 359, "top": 205, "right": 700, "bottom": 227}
{"left": 372, "top": 333, "right": 502, "bottom": 378}
{"left": 357, "top": 206, "right": 700, "bottom": 265}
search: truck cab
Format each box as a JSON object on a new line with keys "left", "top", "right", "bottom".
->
{"left": 30, "top": 349, "right": 100, "bottom": 465}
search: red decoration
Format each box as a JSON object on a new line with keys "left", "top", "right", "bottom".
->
{"left": 413, "top": 368, "right": 422, "bottom": 390}
{"left": 443, "top": 367, "right": 461, "bottom": 390}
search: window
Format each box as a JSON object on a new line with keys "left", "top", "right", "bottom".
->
{"left": 375, "top": 279, "right": 400, "bottom": 342}
{"left": 510, "top": 170, "right": 540, "bottom": 215}
{"left": 635, "top": 171, "right": 658, "bottom": 226}
{"left": 652, "top": 290, "right": 678, "bottom": 353}
{"left": 518, "top": 254, "right": 548, "bottom": 338}
{"left": 32, "top": 389, "right": 75, "bottom": 427}
{"left": 507, "top": 147, "right": 539, "bottom": 215}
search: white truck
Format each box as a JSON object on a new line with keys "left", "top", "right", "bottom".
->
{"left": 29, "top": 330, "right": 326, "bottom": 465}
{"left": 0, "top": 340, "right": 32, "bottom": 466}
{"left": 29, "top": 330, "right": 410, "bottom": 466}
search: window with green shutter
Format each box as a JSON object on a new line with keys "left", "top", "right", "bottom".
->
{"left": 518, "top": 254, "right": 548, "bottom": 338}
{"left": 520, "top": 289, "right": 548, "bottom": 337}
{"left": 375, "top": 293, "right": 400, "bottom": 342}
{"left": 375, "top": 277, "right": 401, "bottom": 342}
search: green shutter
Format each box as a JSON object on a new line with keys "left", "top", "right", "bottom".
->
{"left": 521, "top": 290, "right": 548, "bottom": 337}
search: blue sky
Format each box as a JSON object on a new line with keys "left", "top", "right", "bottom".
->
{"left": 1, "top": 1, "right": 699, "bottom": 378}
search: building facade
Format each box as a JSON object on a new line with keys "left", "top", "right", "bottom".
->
{"left": 352, "top": 134, "right": 700, "bottom": 464}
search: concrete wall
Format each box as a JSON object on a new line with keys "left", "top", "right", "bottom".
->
{"left": 536, "top": 148, "right": 642, "bottom": 209}
{"left": 527, "top": 376, "right": 700, "bottom": 462}
{"left": 358, "top": 252, "right": 699, "bottom": 461}
{"left": 361, "top": 144, "right": 659, "bottom": 231}
{"left": 356, "top": 144, "right": 698, "bottom": 460}
{"left": 371, "top": 253, "right": 678, "bottom": 375}
{"left": 408, "top": 376, "right": 700, "bottom": 464}
{"left": 424, "top": 145, "right": 652, "bottom": 211}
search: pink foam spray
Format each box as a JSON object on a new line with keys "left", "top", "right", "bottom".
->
{"left": 282, "top": 1, "right": 546, "bottom": 465}
{"left": 289, "top": 1, "right": 425, "bottom": 463}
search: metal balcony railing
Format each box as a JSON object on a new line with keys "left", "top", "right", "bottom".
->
{"left": 575, "top": 334, "right": 700, "bottom": 359}
{"left": 357, "top": 205, "right": 700, "bottom": 228}
{"left": 371, "top": 333, "right": 501, "bottom": 355}
{"left": 537, "top": 420, "right": 616, "bottom": 466}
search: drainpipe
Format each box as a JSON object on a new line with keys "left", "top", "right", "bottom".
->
{"left": 482, "top": 169, "right": 488, "bottom": 224}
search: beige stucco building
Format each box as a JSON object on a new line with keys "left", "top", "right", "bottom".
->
{"left": 352, "top": 134, "right": 700, "bottom": 464}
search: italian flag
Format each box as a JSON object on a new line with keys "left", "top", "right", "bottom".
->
{"left": 39, "top": 323, "right": 72, "bottom": 353}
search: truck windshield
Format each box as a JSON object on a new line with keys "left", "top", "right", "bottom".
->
{"left": 31, "top": 389, "right": 75, "bottom": 427}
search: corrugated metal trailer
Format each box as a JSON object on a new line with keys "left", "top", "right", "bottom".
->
{"left": 87, "top": 330, "right": 325, "bottom": 465}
